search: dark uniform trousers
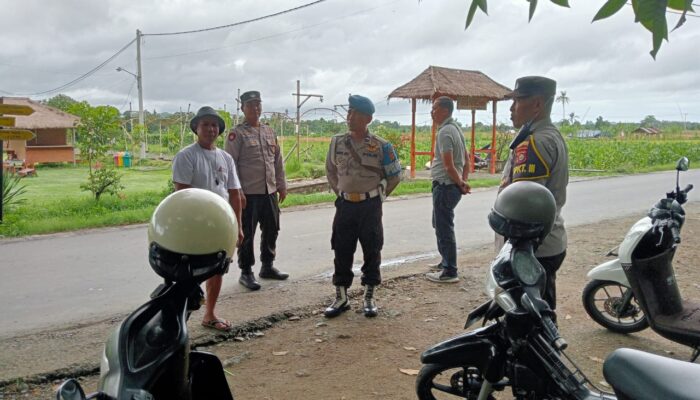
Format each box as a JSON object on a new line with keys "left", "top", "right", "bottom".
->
{"left": 238, "top": 193, "right": 280, "bottom": 269}
{"left": 331, "top": 196, "right": 383, "bottom": 288}
{"left": 537, "top": 251, "right": 567, "bottom": 310}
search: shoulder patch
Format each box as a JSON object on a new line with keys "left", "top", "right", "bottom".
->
{"left": 511, "top": 136, "right": 550, "bottom": 182}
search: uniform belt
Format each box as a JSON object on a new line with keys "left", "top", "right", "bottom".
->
{"left": 341, "top": 188, "right": 380, "bottom": 202}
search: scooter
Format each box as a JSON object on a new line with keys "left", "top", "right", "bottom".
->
{"left": 416, "top": 180, "right": 700, "bottom": 400}
{"left": 582, "top": 158, "right": 700, "bottom": 361}
{"left": 56, "top": 278, "right": 234, "bottom": 399}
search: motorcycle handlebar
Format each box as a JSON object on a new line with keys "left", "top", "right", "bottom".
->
{"left": 683, "top": 184, "right": 694, "bottom": 194}
{"left": 542, "top": 315, "right": 568, "bottom": 351}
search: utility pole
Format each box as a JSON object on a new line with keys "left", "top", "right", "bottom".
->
{"left": 136, "top": 29, "right": 146, "bottom": 159}
{"left": 116, "top": 30, "right": 145, "bottom": 158}
{"left": 292, "top": 80, "right": 322, "bottom": 162}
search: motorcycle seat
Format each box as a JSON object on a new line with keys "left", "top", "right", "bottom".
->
{"left": 603, "top": 348, "right": 700, "bottom": 400}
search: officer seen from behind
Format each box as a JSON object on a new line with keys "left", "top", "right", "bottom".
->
{"left": 324, "top": 95, "right": 402, "bottom": 318}
{"left": 497, "top": 76, "right": 569, "bottom": 310}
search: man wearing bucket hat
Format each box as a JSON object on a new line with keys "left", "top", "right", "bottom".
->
{"left": 226, "top": 91, "right": 289, "bottom": 291}
{"left": 172, "top": 106, "right": 244, "bottom": 331}
{"left": 497, "top": 76, "right": 569, "bottom": 310}
{"left": 324, "top": 94, "right": 402, "bottom": 318}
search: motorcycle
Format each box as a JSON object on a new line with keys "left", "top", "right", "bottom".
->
{"left": 56, "top": 279, "right": 234, "bottom": 400}
{"left": 582, "top": 157, "right": 700, "bottom": 361}
{"left": 56, "top": 188, "right": 237, "bottom": 400}
{"left": 416, "top": 180, "right": 700, "bottom": 400}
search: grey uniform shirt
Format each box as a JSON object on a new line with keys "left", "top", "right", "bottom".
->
{"left": 431, "top": 117, "right": 467, "bottom": 184}
{"left": 326, "top": 132, "right": 401, "bottom": 196}
{"left": 499, "top": 117, "right": 569, "bottom": 257}
{"left": 225, "top": 122, "right": 287, "bottom": 195}
{"left": 172, "top": 143, "right": 241, "bottom": 200}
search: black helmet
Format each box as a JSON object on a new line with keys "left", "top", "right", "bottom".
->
{"left": 488, "top": 181, "right": 556, "bottom": 241}
{"left": 147, "top": 189, "right": 237, "bottom": 283}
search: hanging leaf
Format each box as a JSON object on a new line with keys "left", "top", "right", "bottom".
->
{"left": 465, "top": 0, "right": 481, "bottom": 29}
{"left": 529, "top": 0, "right": 539, "bottom": 22}
{"left": 668, "top": 0, "right": 693, "bottom": 11}
{"left": 592, "top": 0, "right": 627, "bottom": 22}
{"left": 549, "top": 0, "right": 570, "bottom": 7}
{"left": 476, "top": 0, "right": 487, "bottom": 13}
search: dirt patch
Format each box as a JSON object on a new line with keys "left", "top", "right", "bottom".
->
{"left": 2, "top": 204, "right": 700, "bottom": 399}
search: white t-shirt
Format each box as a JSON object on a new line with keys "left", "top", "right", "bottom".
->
{"left": 172, "top": 143, "right": 241, "bottom": 200}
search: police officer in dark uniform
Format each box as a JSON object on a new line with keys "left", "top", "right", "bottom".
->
{"left": 226, "top": 91, "right": 289, "bottom": 291}
{"left": 324, "top": 95, "right": 402, "bottom": 318}
{"left": 498, "top": 76, "right": 569, "bottom": 310}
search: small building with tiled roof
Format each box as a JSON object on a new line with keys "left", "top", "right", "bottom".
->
{"left": 1, "top": 97, "right": 79, "bottom": 164}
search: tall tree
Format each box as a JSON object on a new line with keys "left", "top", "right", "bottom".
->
{"left": 462, "top": 0, "right": 695, "bottom": 58}
{"left": 43, "top": 94, "right": 78, "bottom": 112}
{"left": 555, "top": 91, "right": 570, "bottom": 123}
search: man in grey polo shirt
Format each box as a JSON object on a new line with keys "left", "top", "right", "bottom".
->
{"left": 426, "top": 96, "right": 471, "bottom": 283}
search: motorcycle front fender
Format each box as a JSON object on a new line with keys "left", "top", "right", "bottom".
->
{"left": 421, "top": 323, "right": 501, "bottom": 370}
{"left": 587, "top": 258, "right": 629, "bottom": 286}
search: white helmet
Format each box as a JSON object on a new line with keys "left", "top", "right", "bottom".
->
{"left": 148, "top": 188, "right": 237, "bottom": 282}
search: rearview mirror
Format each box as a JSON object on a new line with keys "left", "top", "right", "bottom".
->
{"left": 56, "top": 379, "right": 86, "bottom": 400}
{"left": 676, "top": 157, "right": 689, "bottom": 172}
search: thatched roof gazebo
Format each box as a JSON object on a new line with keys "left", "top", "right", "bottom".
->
{"left": 388, "top": 66, "right": 512, "bottom": 176}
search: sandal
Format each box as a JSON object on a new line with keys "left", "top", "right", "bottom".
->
{"left": 201, "top": 318, "right": 232, "bottom": 332}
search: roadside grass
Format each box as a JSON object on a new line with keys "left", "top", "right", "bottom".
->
{"left": 3, "top": 134, "right": 698, "bottom": 239}
{"left": 0, "top": 165, "right": 499, "bottom": 237}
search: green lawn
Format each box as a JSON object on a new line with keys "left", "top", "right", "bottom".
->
{"left": 20, "top": 166, "right": 172, "bottom": 200}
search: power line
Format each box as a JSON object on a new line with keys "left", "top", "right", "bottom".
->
{"left": 0, "top": 38, "right": 136, "bottom": 97}
{"left": 143, "top": 0, "right": 329, "bottom": 37}
{"left": 0, "top": 1, "right": 332, "bottom": 97}
{"left": 144, "top": 0, "right": 401, "bottom": 61}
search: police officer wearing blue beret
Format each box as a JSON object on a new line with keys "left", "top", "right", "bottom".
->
{"left": 324, "top": 95, "right": 402, "bottom": 318}
{"left": 498, "top": 76, "right": 569, "bottom": 310}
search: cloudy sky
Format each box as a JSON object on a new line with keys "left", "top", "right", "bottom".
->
{"left": 1, "top": 0, "right": 698, "bottom": 127}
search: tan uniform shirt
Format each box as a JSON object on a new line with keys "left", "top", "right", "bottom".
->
{"left": 499, "top": 117, "right": 569, "bottom": 257}
{"left": 226, "top": 122, "right": 287, "bottom": 195}
{"left": 326, "top": 132, "right": 401, "bottom": 196}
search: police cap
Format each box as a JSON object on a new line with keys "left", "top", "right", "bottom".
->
{"left": 241, "top": 91, "right": 262, "bottom": 104}
{"left": 506, "top": 76, "right": 557, "bottom": 99}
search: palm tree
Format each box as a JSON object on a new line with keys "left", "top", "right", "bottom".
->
{"left": 568, "top": 112, "right": 579, "bottom": 125}
{"left": 555, "top": 91, "right": 569, "bottom": 123}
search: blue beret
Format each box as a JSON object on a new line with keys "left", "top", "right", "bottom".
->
{"left": 348, "top": 95, "right": 375, "bottom": 116}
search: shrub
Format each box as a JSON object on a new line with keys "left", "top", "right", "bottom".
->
{"left": 80, "top": 167, "right": 125, "bottom": 201}
{"left": 2, "top": 171, "right": 27, "bottom": 210}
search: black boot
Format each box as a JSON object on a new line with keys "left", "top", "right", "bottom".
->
{"left": 239, "top": 268, "right": 261, "bottom": 291}
{"left": 259, "top": 263, "right": 289, "bottom": 280}
{"left": 324, "top": 286, "right": 349, "bottom": 318}
{"left": 363, "top": 285, "right": 378, "bottom": 318}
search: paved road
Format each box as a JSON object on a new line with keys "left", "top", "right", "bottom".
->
{"left": 2, "top": 170, "right": 698, "bottom": 337}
